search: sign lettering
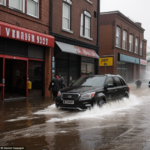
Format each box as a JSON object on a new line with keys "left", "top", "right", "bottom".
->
{"left": 0, "top": 21, "right": 54, "bottom": 47}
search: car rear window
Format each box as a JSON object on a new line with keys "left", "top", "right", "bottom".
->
{"left": 119, "top": 78, "right": 126, "bottom": 85}
{"left": 114, "top": 77, "right": 122, "bottom": 86}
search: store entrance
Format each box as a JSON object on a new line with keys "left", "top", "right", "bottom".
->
{"left": 5, "top": 59, "right": 27, "bottom": 99}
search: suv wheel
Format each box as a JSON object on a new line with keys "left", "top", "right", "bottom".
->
{"left": 98, "top": 99, "right": 106, "bottom": 107}
{"left": 124, "top": 93, "right": 129, "bottom": 98}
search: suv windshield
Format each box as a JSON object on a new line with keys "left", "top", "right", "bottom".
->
{"left": 72, "top": 76, "right": 106, "bottom": 87}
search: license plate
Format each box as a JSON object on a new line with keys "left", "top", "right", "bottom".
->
{"left": 63, "top": 100, "right": 74, "bottom": 104}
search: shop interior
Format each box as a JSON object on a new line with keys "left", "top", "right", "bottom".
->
{"left": 5, "top": 59, "right": 27, "bottom": 99}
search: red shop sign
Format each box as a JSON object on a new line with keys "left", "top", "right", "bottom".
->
{"left": 0, "top": 21, "right": 54, "bottom": 47}
{"left": 140, "top": 59, "right": 147, "bottom": 65}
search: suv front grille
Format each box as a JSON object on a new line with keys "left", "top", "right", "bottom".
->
{"left": 62, "top": 94, "right": 80, "bottom": 101}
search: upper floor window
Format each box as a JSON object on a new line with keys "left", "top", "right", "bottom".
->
{"left": 0, "top": 0, "right": 6, "bottom": 6}
{"left": 122, "top": 30, "right": 127, "bottom": 50}
{"left": 135, "top": 37, "right": 138, "bottom": 54}
{"left": 9, "top": 0, "right": 25, "bottom": 12}
{"left": 80, "top": 11, "right": 91, "bottom": 38}
{"left": 116, "top": 26, "right": 121, "bottom": 48}
{"left": 8, "top": 0, "right": 39, "bottom": 18}
{"left": 62, "top": 1, "right": 72, "bottom": 31}
{"left": 140, "top": 41, "right": 143, "bottom": 55}
{"left": 129, "top": 34, "right": 133, "bottom": 52}
{"left": 27, "top": 0, "right": 39, "bottom": 18}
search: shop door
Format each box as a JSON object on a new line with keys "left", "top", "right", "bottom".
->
{"left": 4, "top": 56, "right": 28, "bottom": 100}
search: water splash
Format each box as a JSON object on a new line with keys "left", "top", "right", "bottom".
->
{"left": 46, "top": 94, "right": 141, "bottom": 122}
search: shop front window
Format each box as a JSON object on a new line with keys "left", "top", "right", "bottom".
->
{"left": 28, "top": 61, "right": 43, "bottom": 97}
{"left": 81, "top": 62, "right": 94, "bottom": 76}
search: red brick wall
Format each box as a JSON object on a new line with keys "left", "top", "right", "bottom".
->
{"left": 52, "top": 0, "right": 98, "bottom": 45}
{"left": 0, "top": 0, "right": 50, "bottom": 34}
{"left": 99, "top": 12, "right": 147, "bottom": 76}
{"left": 99, "top": 25, "right": 114, "bottom": 56}
{"left": 45, "top": 47, "right": 53, "bottom": 97}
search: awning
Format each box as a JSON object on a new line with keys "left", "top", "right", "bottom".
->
{"left": 0, "top": 21, "right": 55, "bottom": 47}
{"left": 118, "top": 53, "right": 139, "bottom": 64}
{"left": 56, "top": 41, "right": 99, "bottom": 59}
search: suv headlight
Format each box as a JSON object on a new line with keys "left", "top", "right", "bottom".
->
{"left": 80, "top": 92, "right": 95, "bottom": 100}
{"left": 57, "top": 91, "right": 61, "bottom": 97}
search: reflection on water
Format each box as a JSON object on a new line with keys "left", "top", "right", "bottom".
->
{"left": 0, "top": 90, "right": 150, "bottom": 150}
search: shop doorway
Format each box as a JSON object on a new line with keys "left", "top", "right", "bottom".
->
{"left": 5, "top": 59, "right": 27, "bottom": 99}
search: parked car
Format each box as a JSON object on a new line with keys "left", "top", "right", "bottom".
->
{"left": 55, "top": 74, "right": 130, "bottom": 110}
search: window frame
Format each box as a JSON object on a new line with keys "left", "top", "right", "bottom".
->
{"left": 140, "top": 41, "right": 143, "bottom": 56}
{"left": 122, "top": 30, "right": 127, "bottom": 50}
{"left": 80, "top": 10, "right": 91, "bottom": 39}
{"left": 27, "top": 0, "right": 39, "bottom": 18}
{"left": 116, "top": 26, "right": 121, "bottom": 48}
{"left": 0, "top": 0, "right": 6, "bottom": 6}
{"left": 9, "top": 0, "right": 25, "bottom": 13}
{"left": 129, "top": 34, "right": 133, "bottom": 52}
{"left": 62, "top": 1, "right": 72, "bottom": 31}
{"left": 135, "top": 37, "right": 138, "bottom": 54}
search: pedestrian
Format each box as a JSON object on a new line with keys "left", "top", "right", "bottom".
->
{"left": 49, "top": 75, "right": 61, "bottom": 101}
{"left": 135, "top": 79, "right": 142, "bottom": 89}
{"left": 59, "top": 74, "right": 65, "bottom": 89}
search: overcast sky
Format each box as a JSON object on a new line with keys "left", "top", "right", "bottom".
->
{"left": 101, "top": 0, "right": 150, "bottom": 51}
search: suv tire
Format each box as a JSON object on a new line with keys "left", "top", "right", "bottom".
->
{"left": 98, "top": 99, "right": 106, "bottom": 107}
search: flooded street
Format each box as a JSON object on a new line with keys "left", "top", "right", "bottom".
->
{"left": 0, "top": 83, "right": 150, "bottom": 150}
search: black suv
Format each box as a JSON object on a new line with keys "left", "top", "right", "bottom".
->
{"left": 55, "top": 75, "right": 130, "bottom": 110}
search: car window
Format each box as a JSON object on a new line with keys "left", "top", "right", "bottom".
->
{"left": 106, "top": 77, "right": 114, "bottom": 85}
{"left": 119, "top": 78, "right": 126, "bottom": 85}
{"left": 114, "top": 77, "right": 122, "bottom": 86}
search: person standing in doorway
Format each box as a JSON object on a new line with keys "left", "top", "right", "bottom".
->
{"left": 59, "top": 74, "right": 65, "bottom": 89}
{"left": 49, "top": 75, "right": 61, "bottom": 101}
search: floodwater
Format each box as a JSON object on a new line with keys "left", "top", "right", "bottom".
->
{"left": 0, "top": 83, "right": 150, "bottom": 150}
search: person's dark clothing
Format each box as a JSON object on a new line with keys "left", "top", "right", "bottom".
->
{"left": 49, "top": 77, "right": 61, "bottom": 101}
{"left": 60, "top": 77, "right": 65, "bottom": 89}
{"left": 135, "top": 80, "right": 142, "bottom": 88}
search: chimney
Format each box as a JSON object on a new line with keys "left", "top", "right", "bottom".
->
{"left": 136, "top": 22, "right": 142, "bottom": 27}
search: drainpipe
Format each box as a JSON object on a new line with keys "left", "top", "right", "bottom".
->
{"left": 49, "top": 0, "right": 53, "bottom": 35}
{"left": 97, "top": 0, "right": 100, "bottom": 74}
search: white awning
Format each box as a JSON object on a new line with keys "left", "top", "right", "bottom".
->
{"left": 56, "top": 41, "right": 99, "bottom": 59}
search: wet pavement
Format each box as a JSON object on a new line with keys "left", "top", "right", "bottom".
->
{"left": 0, "top": 83, "right": 150, "bottom": 150}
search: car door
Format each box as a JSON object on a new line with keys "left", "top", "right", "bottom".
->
{"left": 113, "top": 76, "right": 124, "bottom": 100}
{"left": 105, "top": 77, "right": 116, "bottom": 101}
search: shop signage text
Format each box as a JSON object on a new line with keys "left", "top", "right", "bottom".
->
{"left": 99, "top": 57, "right": 113, "bottom": 66}
{"left": 0, "top": 21, "right": 54, "bottom": 47}
{"left": 140, "top": 59, "right": 147, "bottom": 65}
{"left": 74, "top": 46, "right": 99, "bottom": 58}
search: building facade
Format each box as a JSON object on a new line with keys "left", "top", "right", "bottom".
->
{"left": 0, "top": 0, "right": 55, "bottom": 100}
{"left": 99, "top": 11, "right": 147, "bottom": 82}
{"left": 50, "top": 0, "right": 100, "bottom": 86}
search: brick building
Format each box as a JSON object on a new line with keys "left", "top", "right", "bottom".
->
{"left": 0, "top": 0, "right": 55, "bottom": 100}
{"left": 99, "top": 11, "right": 147, "bottom": 82}
{"left": 50, "top": 0, "right": 100, "bottom": 86}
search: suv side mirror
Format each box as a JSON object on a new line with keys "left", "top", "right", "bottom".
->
{"left": 106, "top": 83, "right": 114, "bottom": 88}
{"left": 69, "top": 82, "right": 73, "bottom": 87}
